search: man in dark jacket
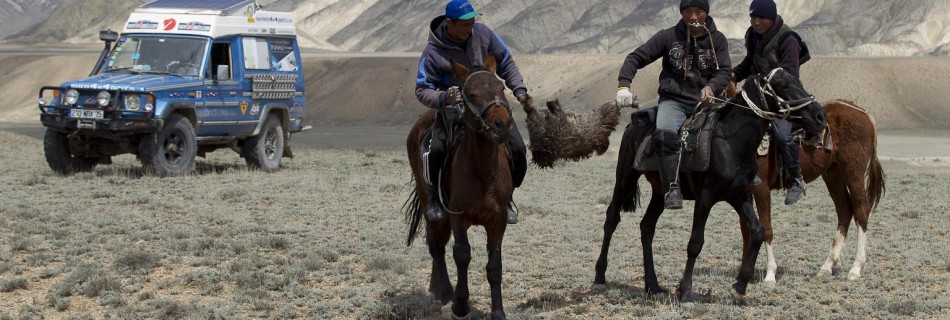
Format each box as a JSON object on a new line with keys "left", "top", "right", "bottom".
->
{"left": 733, "top": 0, "right": 811, "bottom": 205}
{"left": 415, "top": 0, "right": 532, "bottom": 224}
{"left": 615, "top": 0, "right": 732, "bottom": 209}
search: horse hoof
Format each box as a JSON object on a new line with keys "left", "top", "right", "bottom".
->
{"left": 732, "top": 282, "right": 748, "bottom": 295}
{"left": 815, "top": 269, "right": 832, "bottom": 278}
{"left": 490, "top": 310, "right": 507, "bottom": 320}
{"left": 676, "top": 288, "right": 693, "bottom": 302}
{"left": 591, "top": 283, "right": 608, "bottom": 293}
{"left": 847, "top": 271, "right": 861, "bottom": 281}
{"left": 645, "top": 285, "right": 669, "bottom": 296}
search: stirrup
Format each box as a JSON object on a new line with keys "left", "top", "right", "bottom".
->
{"left": 784, "top": 178, "right": 806, "bottom": 205}
{"left": 506, "top": 201, "right": 518, "bottom": 224}
{"left": 664, "top": 183, "right": 683, "bottom": 210}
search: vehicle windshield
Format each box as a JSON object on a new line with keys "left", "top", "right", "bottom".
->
{"left": 104, "top": 36, "right": 208, "bottom": 77}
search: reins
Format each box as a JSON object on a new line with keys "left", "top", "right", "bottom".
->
{"left": 710, "top": 68, "right": 817, "bottom": 120}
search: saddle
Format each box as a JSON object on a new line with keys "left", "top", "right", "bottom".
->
{"left": 631, "top": 106, "right": 721, "bottom": 172}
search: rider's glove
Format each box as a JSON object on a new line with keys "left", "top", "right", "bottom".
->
{"left": 442, "top": 86, "right": 462, "bottom": 108}
{"left": 615, "top": 87, "right": 634, "bottom": 108}
{"left": 514, "top": 88, "right": 533, "bottom": 111}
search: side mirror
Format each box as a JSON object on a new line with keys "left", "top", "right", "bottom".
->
{"left": 99, "top": 29, "right": 119, "bottom": 42}
{"left": 216, "top": 65, "right": 230, "bottom": 81}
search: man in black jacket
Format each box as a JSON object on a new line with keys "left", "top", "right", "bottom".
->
{"left": 615, "top": 0, "right": 732, "bottom": 209}
{"left": 733, "top": 0, "right": 811, "bottom": 205}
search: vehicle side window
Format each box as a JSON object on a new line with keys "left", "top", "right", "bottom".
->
{"left": 269, "top": 38, "right": 298, "bottom": 72}
{"left": 209, "top": 42, "right": 231, "bottom": 80}
{"left": 242, "top": 37, "right": 269, "bottom": 70}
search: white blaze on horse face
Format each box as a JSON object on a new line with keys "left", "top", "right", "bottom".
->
{"left": 764, "top": 243, "right": 777, "bottom": 284}
{"left": 848, "top": 226, "right": 868, "bottom": 280}
{"left": 819, "top": 229, "right": 848, "bottom": 275}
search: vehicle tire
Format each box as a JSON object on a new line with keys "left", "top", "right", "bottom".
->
{"left": 139, "top": 114, "right": 196, "bottom": 177}
{"left": 243, "top": 114, "right": 284, "bottom": 172}
{"left": 44, "top": 129, "right": 98, "bottom": 174}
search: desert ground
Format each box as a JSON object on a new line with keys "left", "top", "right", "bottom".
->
{"left": 1, "top": 49, "right": 950, "bottom": 319}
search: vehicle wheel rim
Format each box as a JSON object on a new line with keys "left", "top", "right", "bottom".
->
{"left": 163, "top": 132, "right": 184, "bottom": 165}
{"left": 264, "top": 128, "right": 278, "bottom": 160}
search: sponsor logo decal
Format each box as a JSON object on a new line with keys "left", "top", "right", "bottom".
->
{"left": 163, "top": 18, "right": 177, "bottom": 31}
{"left": 245, "top": 5, "right": 256, "bottom": 23}
{"left": 250, "top": 103, "right": 260, "bottom": 116}
{"left": 127, "top": 20, "right": 159, "bottom": 30}
{"left": 240, "top": 101, "right": 248, "bottom": 115}
{"left": 178, "top": 21, "right": 212, "bottom": 32}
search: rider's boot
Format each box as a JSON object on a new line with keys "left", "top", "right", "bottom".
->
{"left": 426, "top": 183, "right": 444, "bottom": 221}
{"left": 657, "top": 154, "right": 683, "bottom": 209}
{"left": 784, "top": 165, "right": 806, "bottom": 205}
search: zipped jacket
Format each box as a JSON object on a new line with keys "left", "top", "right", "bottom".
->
{"left": 415, "top": 16, "right": 526, "bottom": 109}
{"left": 733, "top": 15, "right": 810, "bottom": 82}
{"left": 617, "top": 16, "right": 732, "bottom": 106}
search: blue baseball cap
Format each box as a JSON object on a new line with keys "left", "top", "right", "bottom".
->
{"left": 446, "top": 0, "right": 481, "bottom": 20}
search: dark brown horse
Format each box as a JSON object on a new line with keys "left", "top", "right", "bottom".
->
{"left": 404, "top": 56, "right": 514, "bottom": 319}
{"left": 741, "top": 99, "right": 885, "bottom": 283}
{"left": 594, "top": 68, "right": 828, "bottom": 301}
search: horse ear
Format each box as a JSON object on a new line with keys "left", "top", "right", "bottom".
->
{"left": 484, "top": 55, "right": 497, "bottom": 74}
{"left": 449, "top": 58, "right": 469, "bottom": 81}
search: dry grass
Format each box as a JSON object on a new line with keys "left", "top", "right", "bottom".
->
{"left": 1, "top": 130, "right": 949, "bottom": 319}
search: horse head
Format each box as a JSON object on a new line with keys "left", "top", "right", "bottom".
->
{"left": 744, "top": 68, "right": 828, "bottom": 145}
{"left": 450, "top": 56, "right": 512, "bottom": 144}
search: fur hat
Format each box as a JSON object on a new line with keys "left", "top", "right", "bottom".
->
{"left": 749, "top": 0, "right": 777, "bottom": 20}
{"left": 680, "top": 0, "right": 710, "bottom": 13}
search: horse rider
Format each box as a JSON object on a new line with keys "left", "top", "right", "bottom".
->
{"left": 415, "top": 0, "right": 533, "bottom": 224}
{"left": 614, "top": 0, "right": 732, "bottom": 209}
{"left": 732, "top": 0, "right": 812, "bottom": 205}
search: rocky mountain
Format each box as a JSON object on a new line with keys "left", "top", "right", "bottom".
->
{"left": 3, "top": 0, "right": 949, "bottom": 56}
{"left": 0, "top": 0, "right": 77, "bottom": 39}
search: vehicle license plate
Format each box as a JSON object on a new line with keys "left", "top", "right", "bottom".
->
{"left": 69, "top": 109, "right": 104, "bottom": 119}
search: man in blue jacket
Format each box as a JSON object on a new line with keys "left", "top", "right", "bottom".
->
{"left": 415, "top": 0, "right": 532, "bottom": 224}
{"left": 614, "top": 0, "right": 732, "bottom": 209}
{"left": 733, "top": 0, "right": 812, "bottom": 205}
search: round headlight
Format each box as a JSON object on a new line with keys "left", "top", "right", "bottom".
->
{"left": 64, "top": 89, "right": 79, "bottom": 105}
{"left": 144, "top": 103, "right": 154, "bottom": 112}
{"left": 124, "top": 94, "right": 141, "bottom": 111}
{"left": 97, "top": 91, "right": 111, "bottom": 107}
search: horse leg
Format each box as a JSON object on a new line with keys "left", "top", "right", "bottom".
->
{"left": 427, "top": 221, "right": 454, "bottom": 304}
{"left": 818, "top": 169, "right": 853, "bottom": 276}
{"left": 594, "top": 172, "right": 640, "bottom": 288}
{"left": 640, "top": 192, "right": 668, "bottom": 295}
{"left": 450, "top": 219, "right": 473, "bottom": 318}
{"left": 676, "top": 201, "right": 711, "bottom": 302}
{"left": 843, "top": 169, "right": 872, "bottom": 280}
{"left": 485, "top": 223, "right": 507, "bottom": 319}
{"left": 750, "top": 182, "right": 777, "bottom": 284}
{"left": 730, "top": 193, "right": 764, "bottom": 296}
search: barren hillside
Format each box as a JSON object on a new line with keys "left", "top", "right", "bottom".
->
{"left": 3, "top": 0, "right": 949, "bottom": 56}
{"left": 1, "top": 54, "right": 947, "bottom": 130}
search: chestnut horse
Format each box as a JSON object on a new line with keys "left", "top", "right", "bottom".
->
{"left": 594, "top": 68, "right": 828, "bottom": 301}
{"left": 741, "top": 99, "right": 885, "bottom": 283}
{"left": 404, "top": 56, "right": 514, "bottom": 319}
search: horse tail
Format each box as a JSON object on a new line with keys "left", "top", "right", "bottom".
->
{"left": 402, "top": 180, "right": 424, "bottom": 246}
{"left": 866, "top": 136, "right": 886, "bottom": 212}
{"left": 616, "top": 124, "right": 644, "bottom": 212}
{"left": 619, "top": 181, "right": 642, "bottom": 212}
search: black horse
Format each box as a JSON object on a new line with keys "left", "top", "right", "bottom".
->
{"left": 594, "top": 68, "right": 828, "bottom": 300}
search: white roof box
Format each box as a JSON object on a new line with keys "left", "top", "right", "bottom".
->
{"left": 123, "top": 0, "right": 296, "bottom": 38}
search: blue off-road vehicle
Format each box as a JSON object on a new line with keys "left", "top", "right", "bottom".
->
{"left": 38, "top": 0, "right": 309, "bottom": 176}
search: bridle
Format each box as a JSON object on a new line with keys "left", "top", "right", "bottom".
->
{"left": 713, "top": 68, "right": 818, "bottom": 121}
{"left": 457, "top": 70, "right": 511, "bottom": 139}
